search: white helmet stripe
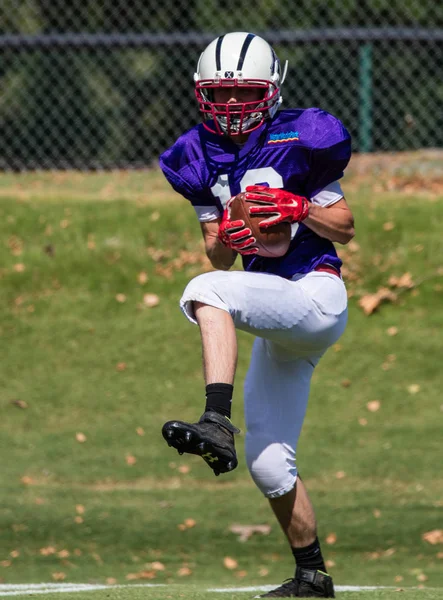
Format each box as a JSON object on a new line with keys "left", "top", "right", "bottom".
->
{"left": 236, "top": 33, "right": 256, "bottom": 71}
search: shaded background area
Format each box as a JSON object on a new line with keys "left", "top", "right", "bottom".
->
{"left": 0, "top": 0, "right": 442, "bottom": 170}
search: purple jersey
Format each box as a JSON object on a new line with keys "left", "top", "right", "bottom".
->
{"left": 159, "top": 108, "right": 351, "bottom": 279}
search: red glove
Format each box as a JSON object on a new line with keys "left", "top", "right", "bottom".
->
{"left": 244, "top": 185, "right": 310, "bottom": 228}
{"left": 218, "top": 198, "right": 258, "bottom": 255}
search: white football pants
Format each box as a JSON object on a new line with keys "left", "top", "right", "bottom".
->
{"left": 180, "top": 269, "right": 348, "bottom": 498}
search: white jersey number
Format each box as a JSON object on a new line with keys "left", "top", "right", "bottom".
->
{"left": 210, "top": 167, "right": 283, "bottom": 208}
{"left": 210, "top": 167, "right": 298, "bottom": 237}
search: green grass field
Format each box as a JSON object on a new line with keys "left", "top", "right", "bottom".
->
{"left": 1, "top": 154, "right": 442, "bottom": 600}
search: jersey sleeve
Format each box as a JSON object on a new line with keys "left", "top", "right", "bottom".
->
{"left": 304, "top": 112, "right": 352, "bottom": 199}
{"left": 159, "top": 133, "right": 219, "bottom": 220}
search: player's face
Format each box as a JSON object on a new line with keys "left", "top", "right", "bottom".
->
{"left": 212, "top": 86, "right": 264, "bottom": 104}
{"left": 211, "top": 86, "right": 265, "bottom": 142}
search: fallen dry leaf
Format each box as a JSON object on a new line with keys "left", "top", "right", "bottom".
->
{"left": 14, "top": 263, "right": 26, "bottom": 273}
{"left": 150, "top": 561, "right": 165, "bottom": 571}
{"left": 76, "top": 432, "right": 87, "bottom": 443}
{"left": 177, "top": 567, "right": 192, "bottom": 576}
{"left": 178, "top": 465, "right": 190, "bottom": 474}
{"left": 58, "top": 550, "right": 70, "bottom": 558}
{"left": 341, "top": 379, "right": 351, "bottom": 388}
{"left": 388, "top": 273, "right": 414, "bottom": 289}
{"left": 116, "top": 362, "right": 127, "bottom": 371}
{"left": 10, "top": 551, "right": 20, "bottom": 558}
{"left": 184, "top": 518, "right": 196, "bottom": 529}
{"left": 177, "top": 519, "right": 196, "bottom": 531}
{"left": 436, "top": 552, "right": 443, "bottom": 559}
{"left": 335, "top": 471, "right": 346, "bottom": 479}
{"left": 359, "top": 288, "right": 397, "bottom": 315}
{"left": 373, "top": 509, "right": 382, "bottom": 518}
{"left": 137, "top": 271, "right": 149, "bottom": 285}
{"left": 325, "top": 560, "right": 336, "bottom": 569}
{"left": 259, "top": 567, "right": 269, "bottom": 577}
{"left": 326, "top": 533, "right": 337, "bottom": 545}
{"left": 236, "top": 570, "right": 248, "bottom": 578}
{"left": 76, "top": 505, "right": 85, "bottom": 514}
{"left": 387, "top": 326, "right": 398, "bottom": 336}
{"left": 394, "top": 575, "right": 404, "bottom": 582}
{"left": 11, "top": 399, "right": 28, "bottom": 409}
{"left": 40, "top": 546, "right": 56, "bottom": 556}
{"left": 142, "top": 293, "right": 160, "bottom": 308}
{"left": 422, "top": 530, "right": 443, "bottom": 545}
{"left": 347, "top": 240, "right": 360, "bottom": 253}
{"left": 115, "top": 293, "right": 127, "bottom": 303}
{"left": 87, "top": 234, "right": 96, "bottom": 250}
{"left": 223, "top": 556, "right": 238, "bottom": 570}
{"left": 74, "top": 516, "right": 83, "bottom": 524}
{"left": 367, "top": 400, "right": 381, "bottom": 412}
{"left": 51, "top": 572, "right": 66, "bottom": 581}
{"left": 358, "top": 418, "right": 368, "bottom": 426}
{"left": 408, "top": 384, "right": 420, "bottom": 395}
{"left": 417, "top": 574, "right": 428, "bottom": 582}
{"left": 383, "top": 221, "right": 395, "bottom": 231}
{"left": 126, "top": 570, "right": 156, "bottom": 580}
{"left": 136, "top": 427, "right": 145, "bottom": 436}
{"left": 106, "top": 578, "right": 117, "bottom": 585}
{"left": 0, "top": 561, "right": 11, "bottom": 568}
{"left": 126, "top": 454, "right": 137, "bottom": 466}
{"left": 229, "top": 524, "right": 271, "bottom": 542}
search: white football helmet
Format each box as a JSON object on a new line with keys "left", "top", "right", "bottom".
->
{"left": 194, "top": 32, "right": 288, "bottom": 136}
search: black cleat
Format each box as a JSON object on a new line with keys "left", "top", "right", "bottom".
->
{"left": 257, "top": 568, "right": 335, "bottom": 598}
{"left": 161, "top": 411, "right": 240, "bottom": 475}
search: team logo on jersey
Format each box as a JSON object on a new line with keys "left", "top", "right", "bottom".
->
{"left": 224, "top": 71, "right": 234, "bottom": 78}
{"left": 268, "top": 131, "right": 300, "bottom": 144}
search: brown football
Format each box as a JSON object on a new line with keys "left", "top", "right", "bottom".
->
{"left": 230, "top": 192, "right": 291, "bottom": 258}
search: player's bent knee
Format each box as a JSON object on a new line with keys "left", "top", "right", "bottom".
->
{"left": 180, "top": 272, "right": 232, "bottom": 324}
{"left": 245, "top": 434, "right": 297, "bottom": 498}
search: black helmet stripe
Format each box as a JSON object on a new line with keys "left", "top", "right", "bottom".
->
{"left": 236, "top": 33, "right": 256, "bottom": 71}
{"left": 215, "top": 35, "right": 225, "bottom": 71}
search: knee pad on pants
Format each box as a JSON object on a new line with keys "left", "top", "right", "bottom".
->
{"left": 180, "top": 271, "right": 232, "bottom": 324}
{"left": 245, "top": 432, "right": 298, "bottom": 498}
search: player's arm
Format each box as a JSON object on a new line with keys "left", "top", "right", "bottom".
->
{"left": 200, "top": 220, "right": 238, "bottom": 270}
{"left": 303, "top": 198, "right": 355, "bottom": 245}
{"left": 245, "top": 186, "right": 355, "bottom": 245}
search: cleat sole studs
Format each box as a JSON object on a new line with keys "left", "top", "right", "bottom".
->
{"left": 185, "top": 431, "right": 192, "bottom": 442}
{"left": 165, "top": 429, "right": 173, "bottom": 439}
{"left": 197, "top": 442, "right": 205, "bottom": 452}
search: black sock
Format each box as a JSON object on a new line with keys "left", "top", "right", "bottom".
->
{"left": 292, "top": 537, "right": 327, "bottom": 573}
{"left": 205, "top": 383, "right": 233, "bottom": 418}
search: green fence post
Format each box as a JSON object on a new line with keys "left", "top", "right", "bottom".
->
{"left": 358, "top": 42, "right": 373, "bottom": 153}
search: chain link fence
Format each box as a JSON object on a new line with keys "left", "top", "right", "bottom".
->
{"left": 1, "top": 1, "right": 442, "bottom": 170}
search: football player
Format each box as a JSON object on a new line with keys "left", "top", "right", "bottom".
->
{"left": 160, "top": 32, "right": 355, "bottom": 598}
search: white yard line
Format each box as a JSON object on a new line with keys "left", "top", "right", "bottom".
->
{"left": 0, "top": 584, "right": 164, "bottom": 597}
{"left": 0, "top": 582, "right": 401, "bottom": 596}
